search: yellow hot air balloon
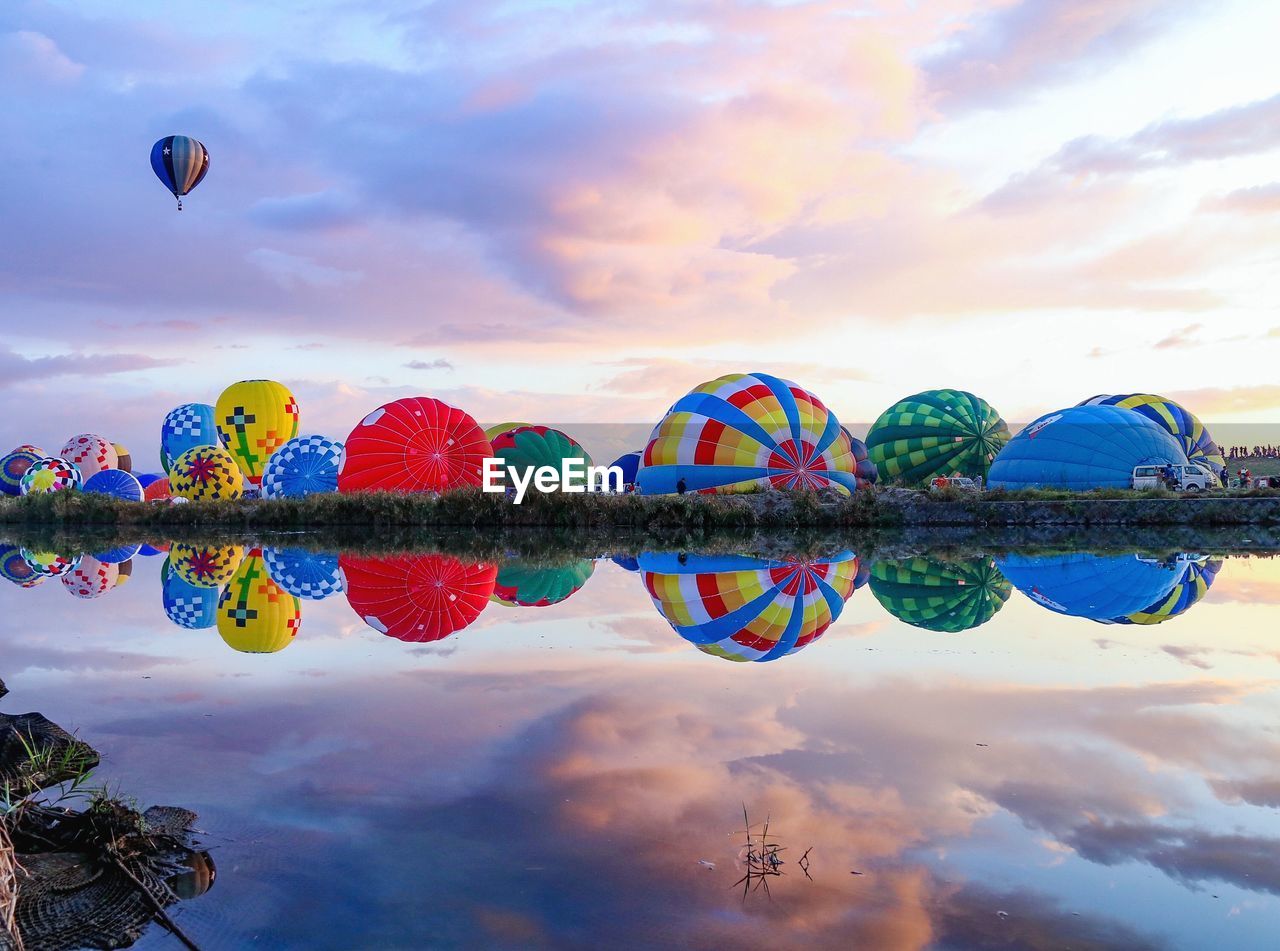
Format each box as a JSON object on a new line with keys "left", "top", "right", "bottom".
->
{"left": 215, "top": 380, "right": 300, "bottom": 486}
{"left": 170, "top": 543, "right": 244, "bottom": 587}
{"left": 216, "top": 550, "right": 301, "bottom": 653}
{"left": 113, "top": 443, "right": 133, "bottom": 473}
{"left": 484, "top": 422, "right": 532, "bottom": 442}
{"left": 169, "top": 445, "right": 245, "bottom": 501}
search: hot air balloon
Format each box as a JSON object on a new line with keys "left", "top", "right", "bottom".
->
{"left": 1078, "top": 394, "right": 1226, "bottom": 476}
{"left": 340, "top": 554, "right": 497, "bottom": 642}
{"left": 637, "top": 373, "right": 861, "bottom": 495}
{"left": 260, "top": 435, "right": 343, "bottom": 498}
{"left": 20, "top": 457, "right": 81, "bottom": 494}
{"left": 339, "top": 397, "right": 492, "bottom": 494}
{"left": 168, "top": 445, "right": 245, "bottom": 501}
{"left": 1, "top": 545, "right": 43, "bottom": 586}
{"left": 996, "top": 552, "right": 1184, "bottom": 622}
{"left": 988, "top": 405, "right": 1189, "bottom": 491}
{"left": 114, "top": 559, "right": 133, "bottom": 588}
{"left": 491, "top": 560, "right": 594, "bottom": 607}
{"left": 865, "top": 390, "right": 1009, "bottom": 485}
{"left": 840, "top": 427, "right": 878, "bottom": 490}
{"left": 609, "top": 451, "right": 642, "bottom": 491}
{"left": 144, "top": 478, "right": 172, "bottom": 502}
{"left": 138, "top": 542, "right": 169, "bottom": 557}
{"left": 484, "top": 422, "right": 532, "bottom": 442}
{"left": 169, "top": 543, "right": 244, "bottom": 587}
{"left": 83, "top": 469, "right": 144, "bottom": 502}
{"left": 489, "top": 426, "right": 594, "bottom": 491}
{"left": 1109, "top": 556, "right": 1221, "bottom": 625}
{"left": 136, "top": 473, "right": 164, "bottom": 488}
{"left": 262, "top": 548, "right": 343, "bottom": 600}
{"left": 60, "top": 435, "right": 118, "bottom": 480}
{"left": 150, "top": 135, "right": 209, "bottom": 210}
{"left": 869, "top": 556, "right": 1011, "bottom": 633}
{"left": 161, "top": 556, "right": 220, "bottom": 629}
{"left": 112, "top": 443, "right": 133, "bottom": 473}
{"left": 1, "top": 445, "right": 45, "bottom": 496}
{"left": 21, "top": 549, "right": 81, "bottom": 578}
{"left": 215, "top": 381, "right": 300, "bottom": 487}
{"left": 93, "top": 544, "right": 141, "bottom": 565}
{"left": 162, "top": 403, "right": 218, "bottom": 474}
{"left": 62, "top": 556, "right": 118, "bottom": 599}
{"left": 611, "top": 555, "right": 640, "bottom": 572}
{"left": 638, "top": 551, "right": 859, "bottom": 662}
{"left": 216, "top": 551, "right": 301, "bottom": 653}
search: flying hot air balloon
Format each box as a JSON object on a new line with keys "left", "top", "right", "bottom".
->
{"left": 490, "top": 559, "right": 594, "bottom": 607}
{"left": 151, "top": 135, "right": 209, "bottom": 210}
{"left": 869, "top": 556, "right": 1011, "bottom": 633}
{"left": 638, "top": 551, "right": 860, "bottom": 662}
{"left": 216, "top": 551, "right": 302, "bottom": 653}
{"left": 340, "top": 553, "right": 497, "bottom": 642}
{"left": 637, "top": 373, "right": 861, "bottom": 495}
{"left": 260, "top": 436, "right": 343, "bottom": 498}
{"left": 1, "top": 446, "right": 45, "bottom": 496}
{"left": 339, "top": 398, "right": 492, "bottom": 494}
{"left": 866, "top": 390, "right": 1010, "bottom": 486}
{"left": 1078, "top": 394, "right": 1226, "bottom": 476}
{"left": 215, "top": 381, "right": 300, "bottom": 488}
{"left": 162, "top": 403, "right": 218, "bottom": 474}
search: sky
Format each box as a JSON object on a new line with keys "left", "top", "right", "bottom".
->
{"left": 3, "top": 0, "right": 1280, "bottom": 468}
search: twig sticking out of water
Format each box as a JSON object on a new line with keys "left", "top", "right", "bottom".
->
{"left": 733, "top": 804, "right": 811, "bottom": 900}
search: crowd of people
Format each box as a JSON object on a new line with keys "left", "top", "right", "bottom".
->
{"left": 1227, "top": 445, "right": 1280, "bottom": 459}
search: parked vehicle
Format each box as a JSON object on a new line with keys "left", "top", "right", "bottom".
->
{"left": 1131, "top": 464, "right": 1215, "bottom": 492}
{"left": 929, "top": 476, "right": 982, "bottom": 492}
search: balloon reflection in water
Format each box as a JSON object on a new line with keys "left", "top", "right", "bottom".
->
{"left": 340, "top": 554, "right": 497, "bottom": 642}
{"left": 996, "top": 552, "right": 1191, "bottom": 622}
{"left": 869, "top": 556, "right": 1011, "bottom": 633}
{"left": 490, "top": 560, "right": 594, "bottom": 607}
{"left": 162, "top": 556, "right": 220, "bottom": 630}
{"left": 1, "top": 545, "right": 44, "bottom": 587}
{"left": 20, "top": 549, "right": 80, "bottom": 579}
{"left": 1109, "top": 556, "right": 1222, "bottom": 625}
{"left": 263, "top": 548, "right": 344, "bottom": 600}
{"left": 169, "top": 543, "right": 244, "bottom": 588}
{"left": 217, "top": 551, "right": 301, "bottom": 653}
{"left": 638, "top": 551, "right": 859, "bottom": 662}
{"left": 62, "top": 556, "right": 118, "bottom": 600}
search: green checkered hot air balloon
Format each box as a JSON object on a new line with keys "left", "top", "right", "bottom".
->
{"left": 866, "top": 389, "right": 1009, "bottom": 485}
{"left": 869, "top": 556, "right": 1011, "bottom": 633}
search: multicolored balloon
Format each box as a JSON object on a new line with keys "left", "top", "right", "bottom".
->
{"left": 262, "top": 548, "right": 343, "bottom": 600}
{"left": 215, "top": 381, "right": 300, "bottom": 487}
{"left": 20, "top": 457, "right": 81, "bottom": 495}
{"left": 489, "top": 426, "right": 593, "bottom": 490}
{"left": 161, "top": 556, "right": 220, "bottom": 629}
{"left": 169, "top": 543, "right": 244, "bottom": 587}
{"left": 637, "top": 373, "right": 860, "bottom": 495}
{"left": 866, "top": 390, "right": 1009, "bottom": 485}
{"left": 842, "top": 428, "right": 878, "bottom": 489}
{"left": 484, "top": 422, "right": 532, "bottom": 442}
{"left": 1078, "top": 394, "right": 1226, "bottom": 476}
{"left": 1110, "top": 557, "right": 1221, "bottom": 625}
{"left": 340, "top": 554, "right": 496, "bottom": 642}
{"left": 217, "top": 551, "right": 301, "bottom": 653}
{"left": 988, "top": 405, "right": 1189, "bottom": 491}
{"left": 1, "top": 445, "right": 45, "bottom": 496}
{"left": 638, "top": 551, "right": 859, "bottom": 662}
{"left": 169, "top": 445, "right": 245, "bottom": 501}
{"left": 869, "top": 556, "right": 1011, "bottom": 633}
{"left": 1, "top": 545, "right": 43, "bottom": 586}
{"left": 339, "top": 397, "right": 492, "bottom": 494}
{"left": 62, "top": 556, "right": 118, "bottom": 599}
{"left": 261, "top": 435, "right": 343, "bottom": 498}
{"left": 996, "top": 552, "right": 1185, "bottom": 622}
{"left": 491, "top": 560, "right": 594, "bottom": 607}
{"left": 83, "top": 468, "right": 144, "bottom": 502}
{"left": 60, "top": 435, "right": 118, "bottom": 480}
{"left": 21, "top": 549, "right": 81, "bottom": 578}
{"left": 150, "top": 135, "right": 209, "bottom": 210}
{"left": 162, "top": 403, "right": 218, "bottom": 474}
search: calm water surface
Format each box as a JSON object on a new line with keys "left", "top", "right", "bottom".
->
{"left": 2, "top": 543, "right": 1279, "bottom": 949}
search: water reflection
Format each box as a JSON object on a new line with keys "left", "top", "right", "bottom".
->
{"left": 216, "top": 549, "right": 302, "bottom": 654}
{"left": 868, "top": 556, "right": 1011, "bottom": 633}
{"left": 340, "top": 553, "right": 497, "bottom": 642}
{"left": 490, "top": 559, "right": 594, "bottom": 608}
{"left": 262, "top": 547, "right": 343, "bottom": 600}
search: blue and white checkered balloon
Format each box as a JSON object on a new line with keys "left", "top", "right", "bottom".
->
{"left": 262, "top": 547, "right": 343, "bottom": 600}
{"left": 261, "top": 435, "right": 343, "bottom": 499}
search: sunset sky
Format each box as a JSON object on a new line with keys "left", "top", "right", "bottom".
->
{"left": 3, "top": 0, "right": 1280, "bottom": 466}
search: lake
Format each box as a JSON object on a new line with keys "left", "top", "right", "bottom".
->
{"left": 1, "top": 541, "right": 1278, "bottom": 949}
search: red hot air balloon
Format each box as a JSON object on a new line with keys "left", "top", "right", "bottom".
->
{"left": 338, "top": 398, "right": 492, "bottom": 494}
{"left": 340, "top": 554, "right": 497, "bottom": 642}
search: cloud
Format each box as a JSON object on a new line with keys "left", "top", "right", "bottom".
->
{"left": 1162, "top": 385, "right": 1280, "bottom": 416}
{"left": 0, "top": 345, "right": 180, "bottom": 389}
{"left": 402, "top": 359, "right": 454, "bottom": 371}
{"left": 1155, "top": 323, "right": 1203, "bottom": 349}
{"left": 249, "top": 190, "right": 363, "bottom": 233}
{"left": 1204, "top": 182, "right": 1280, "bottom": 215}
{"left": 246, "top": 248, "right": 363, "bottom": 288}
{"left": 0, "top": 29, "right": 84, "bottom": 85}
{"left": 593, "top": 358, "right": 872, "bottom": 398}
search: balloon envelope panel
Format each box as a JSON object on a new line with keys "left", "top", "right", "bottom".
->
{"left": 491, "top": 560, "right": 594, "bottom": 607}
{"left": 997, "top": 552, "right": 1184, "bottom": 621}
{"left": 869, "top": 556, "right": 1011, "bottom": 633}
{"left": 169, "top": 543, "right": 244, "bottom": 587}
{"left": 263, "top": 548, "right": 344, "bottom": 600}
{"left": 638, "top": 551, "right": 859, "bottom": 662}
{"left": 638, "top": 373, "right": 859, "bottom": 496}
{"left": 1113, "top": 557, "right": 1221, "bottom": 625}
{"left": 490, "top": 426, "right": 593, "bottom": 489}
{"left": 866, "top": 389, "right": 1009, "bottom": 485}
{"left": 341, "top": 554, "right": 497, "bottom": 642}
{"left": 162, "top": 403, "right": 218, "bottom": 474}
{"left": 151, "top": 135, "right": 209, "bottom": 199}
{"left": 261, "top": 436, "right": 343, "bottom": 498}
{"left": 161, "top": 557, "right": 220, "bottom": 629}
{"left": 62, "top": 556, "right": 118, "bottom": 599}
{"left": 20, "top": 458, "right": 81, "bottom": 495}
{"left": 1, "top": 545, "right": 42, "bottom": 586}
{"left": 217, "top": 552, "right": 301, "bottom": 653}
{"left": 216, "top": 381, "right": 300, "bottom": 486}
{"left": 93, "top": 545, "right": 141, "bottom": 565}
{"left": 21, "top": 549, "right": 81, "bottom": 578}
{"left": 83, "top": 469, "right": 144, "bottom": 502}
{"left": 988, "top": 405, "right": 1189, "bottom": 491}
{"left": 1079, "top": 394, "right": 1225, "bottom": 475}
{"left": 169, "top": 445, "right": 245, "bottom": 501}
{"left": 1, "top": 446, "right": 45, "bottom": 496}
{"left": 339, "top": 398, "right": 492, "bottom": 494}
{"left": 60, "top": 435, "right": 117, "bottom": 480}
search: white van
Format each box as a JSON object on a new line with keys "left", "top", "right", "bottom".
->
{"left": 1131, "top": 464, "right": 1217, "bottom": 492}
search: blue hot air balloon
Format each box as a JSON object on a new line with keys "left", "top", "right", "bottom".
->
{"left": 261, "top": 436, "right": 343, "bottom": 499}
{"left": 609, "top": 451, "right": 642, "bottom": 491}
{"left": 83, "top": 469, "right": 144, "bottom": 502}
{"left": 996, "top": 552, "right": 1183, "bottom": 622}
{"left": 262, "top": 547, "right": 344, "bottom": 600}
{"left": 162, "top": 404, "right": 218, "bottom": 474}
{"left": 988, "top": 405, "right": 1188, "bottom": 491}
{"left": 161, "top": 556, "right": 219, "bottom": 629}
{"left": 151, "top": 135, "right": 209, "bottom": 210}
